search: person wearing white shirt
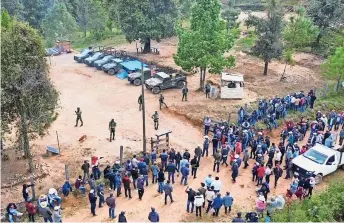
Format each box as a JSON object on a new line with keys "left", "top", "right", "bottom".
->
{"left": 205, "top": 186, "right": 216, "bottom": 213}
{"left": 211, "top": 177, "right": 222, "bottom": 193}
{"left": 265, "top": 165, "right": 272, "bottom": 184}
{"left": 132, "top": 155, "right": 138, "bottom": 168}
{"left": 308, "top": 175, "right": 316, "bottom": 198}
{"left": 273, "top": 150, "right": 282, "bottom": 166}
{"left": 194, "top": 192, "right": 205, "bottom": 217}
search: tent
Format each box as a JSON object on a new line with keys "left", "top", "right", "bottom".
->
{"left": 116, "top": 60, "right": 148, "bottom": 80}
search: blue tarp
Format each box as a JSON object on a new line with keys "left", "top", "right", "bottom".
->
{"left": 115, "top": 60, "right": 148, "bottom": 79}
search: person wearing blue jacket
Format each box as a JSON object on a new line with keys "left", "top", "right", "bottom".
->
{"left": 148, "top": 207, "right": 159, "bottom": 222}
{"left": 141, "top": 166, "right": 149, "bottom": 187}
{"left": 212, "top": 193, "right": 223, "bottom": 217}
{"left": 221, "top": 146, "right": 229, "bottom": 167}
{"left": 160, "top": 150, "right": 168, "bottom": 171}
{"left": 114, "top": 173, "right": 122, "bottom": 197}
{"left": 97, "top": 183, "right": 105, "bottom": 208}
{"left": 150, "top": 149, "right": 157, "bottom": 164}
{"left": 151, "top": 162, "right": 159, "bottom": 184}
{"left": 62, "top": 180, "right": 72, "bottom": 197}
{"left": 181, "top": 164, "right": 190, "bottom": 185}
{"left": 166, "top": 160, "right": 177, "bottom": 184}
{"left": 179, "top": 158, "right": 189, "bottom": 173}
{"left": 163, "top": 180, "right": 174, "bottom": 204}
{"left": 222, "top": 192, "right": 234, "bottom": 214}
{"left": 138, "top": 159, "right": 147, "bottom": 174}
{"left": 137, "top": 175, "right": 145, "bottom": 200}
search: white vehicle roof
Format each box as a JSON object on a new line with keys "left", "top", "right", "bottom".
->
{"left": 156, "top": 72, "right": 169, "bottom": 78}
{"left": 311, "top": 143, "right": 339, "bottom": 156}
{"left": 221, "top": 72, "right": 244, "bottom": 82}
{"left": 112, "top": 58, "right": 123, "bottom": 63}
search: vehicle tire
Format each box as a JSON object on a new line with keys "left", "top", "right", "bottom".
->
{"left": 108, "top": 69, "right": 115, "bottom": 75}
{"left": 152, "top": 87, "right": 161, "bottom": 94}
{"left": 315, "top": 173, "right": 323, "bottom": 184}
{"left": 133, "top": 79, "right": 142, "bottom": 86}
{"left": 177, "top": 81, "right": 185, "bottom": 89}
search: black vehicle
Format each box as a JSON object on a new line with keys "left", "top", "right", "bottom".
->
{"left": 84, "top": 52, "right": 105, "bottom": 66}
{"left": 145, "top": 72, "right": 186, "bottom": 94}
{"left": 127, "top": 67, "right": 152, "bottom": 86}
{"left": 102, "top": 58, "right": 124, "bottom": 75}
{"left": 74, "top": 48, "right": 94, "bottom": 63}
{"left": 94, "top": 55, "right": 115, "bottom": 69}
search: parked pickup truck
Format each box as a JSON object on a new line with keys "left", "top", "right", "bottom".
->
{"left": 74, "top": 48, "right": 93, "bottom": 63}
{"left": 145, "top": 72, "right": 186, "bottom": 94}
{"left": 102, "top": 58, "right": 123, "bottom": 75}
{"left": 127, "top": 67, "right": 151, "bottom": 86}
{"left": 292, "top": 143, "right": 344, "bottom": 184}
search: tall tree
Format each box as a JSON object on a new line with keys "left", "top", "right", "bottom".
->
{"left": 1, "top": 0, "right": 25, "bottom": 20}
{"left": 110, "top": 0, "right": 179, "bottom": 53}
{"left": 179, "top": 0, "right": 196, "bottom": 19}
{"left": 221, "top": 0, "right": 240, "bottom": 35}
{"left": 174, "top": 0, "right": 235, "bottom": 89}
{"left": 76, "top": 0, "right": 91, "bottom": 37}
{"left": 21, "top": 0, "right": 49, "bottom": 30}
{"left": 322, "top": 47, "right": 344, "bottom": 92}
{"left": 307, "top": 0, "right": 344, "bottom": 47}
{"left": 87, "top": 0, "right": 108, "bottom": 39}
{"left": 1, "top": 18, "right": 59, "bottom": 174}
{"left": 283, "top": 6, "right": 319, "bottom": 49}
{"left": 41, "top": 2, "right": 78, "bottom": 46}
{"left": 250, "top": 0, "right": 284, "bottom": 75}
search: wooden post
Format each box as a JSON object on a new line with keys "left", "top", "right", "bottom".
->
{"left": 65, "top": 164, "right": 69, "bottom": 181}
{"left": 166, "top": 133, "right": 169, "bottom": 146}
{"left": 151, "top": 137, "right": 154, "bottom": 150}
{"left": 29, "top": 174, "right": 36, "bottom": 201}
{"left": 56, "top": 131, "right": 61, "bottom": 154}
{"left": 119, "top": 146, "right": 123, "bottom": 165}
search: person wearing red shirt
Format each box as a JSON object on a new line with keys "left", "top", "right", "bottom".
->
{"left": 235, "top": 142, "right": 242, "bottom": 155}
{"left": 256, "top": 164, "right": 265, "bottom": 186}
{"left": 25, "top": 200, "right": 36, "bottom": 222}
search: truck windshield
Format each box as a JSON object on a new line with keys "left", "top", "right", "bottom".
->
{"left": 303, "top": 149, "right": 328, "bottom": 164}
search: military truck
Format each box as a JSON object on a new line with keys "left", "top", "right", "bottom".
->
{"left": 94, "top": 55, "right": 115, "bottom": 69}
{"left": 74, "top": 48, "right": 94, "bottom": 62}
{"left": 102, "top": 58, "right": 124, "bottom": 75}
{"left": 145, "top": 72, "right": 186, "bottom": 94}
{"left": 127, "top": 67, "right": 152, "bottom": 86}
{"left": 84, "top": 52, "right": 105, "bottom": 66}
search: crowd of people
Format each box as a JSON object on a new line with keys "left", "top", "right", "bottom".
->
{"left": 7, "top": 89, "right": 344, "bottom": 222}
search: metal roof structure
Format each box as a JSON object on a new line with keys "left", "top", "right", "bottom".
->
{"left": 221, "top": 72, "right": 244, "bottom": 82}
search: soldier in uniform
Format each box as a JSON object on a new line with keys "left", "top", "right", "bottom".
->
{"left": 152, "top": 111, "right": 159, "bottom": 130}
{"left": 138, "top": 94, "right": 143, "bottom": 111}
{"left": 205, "top": 83, "right": 211, "bottom": 98}
{"left": 109, "top": 119, "right": 117, "bottom": 142}
{"left": 182, "top": 85, "right": 188, "bottom": 101}
{"left": 75, "top": 107, "right": 83, "bottom": 127}
{"left": 159, "top": 94, "right": 168, "bottom": 110}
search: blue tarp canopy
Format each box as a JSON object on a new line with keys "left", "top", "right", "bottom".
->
{"left": 115, "top": 60, "right": 148, "bottom": 79}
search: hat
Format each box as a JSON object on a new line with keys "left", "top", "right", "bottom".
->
{"left": 234, "top": 154, "right": 239, "bottom": 159}
{"left": 48, "top": 188, "right": 57, "bottom": 195}
{"left": 258, "top": 154, "right": 262, "bottom": 157}
{"left": 90, "top": 189, "right": 95, "bottom": 194}
{"left": 115, "top": 161, "right": 120, "bottom": 164}
{"left": 258, "top": 196, "right": 265, "bottom": 202}
{"left": 185, "top": 149, "right": 189, "bottom": 151}
{"left": 54, "top": 206, "right": 60, "bottom": 211}
{"left": 204, "top": 136, "right": 208, "bottom": 139}
{"left": 256, "top": 162, "right": 259, "bottom": 165}
{"left": 40, "top": 201, "right": 48, "bottom": 208}
{"left": 39, "top": 194, "right": 47, "bottom": 200}
{"left": 258, "top": 132, "right": 262, "bottom": 135}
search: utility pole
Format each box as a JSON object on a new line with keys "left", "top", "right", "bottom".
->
{"left": 141, "top": 62, "right": 147, "bottom": 153}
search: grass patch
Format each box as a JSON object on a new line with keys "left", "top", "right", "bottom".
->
{"left": 234, "top": 31, "right": 257, "bottom": 52}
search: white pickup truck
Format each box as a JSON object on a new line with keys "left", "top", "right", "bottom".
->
{"left": 292, "top": 143, "right": 344, "bottom": 184}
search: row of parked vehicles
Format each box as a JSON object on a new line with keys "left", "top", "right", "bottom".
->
{"left": 73, "top": 46, "right": 187, "bottom": 94}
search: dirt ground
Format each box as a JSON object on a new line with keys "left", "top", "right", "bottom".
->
{"left": 1, "top": 18, "right": 326, "bottom": 221}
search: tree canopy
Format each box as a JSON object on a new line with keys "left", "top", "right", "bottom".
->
{"left": 41, "top": 2, "right": 78, "bottom": 46}
{"left": 250, "top": 0, "right": 284, "bottom": 75}
{"left": 110, "top": 0, "right": 179, "bottom": 53}
{"left": 283, "top": 6, "right": 319, "bottom": 50}
{"left": 174, "top": 0, "right": 235, "bottom": 89}
{"left": 221, "top": 0, "right": 240, "bottom": 34}
{"left": 322, "top": 47, "right": 344, "bottom": 91}
{"left": 1, "top": 18, "right": 59, "bottom": 172}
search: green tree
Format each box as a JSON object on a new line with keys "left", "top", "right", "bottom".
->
{"left": 307, "top": 0, "right": 344, "bottom": 47}
{"left": 174, "top": 0, "right": 235, "bottom": 89}
{"left": 1, "top": 9, "right": 12, "bottom": 29}
{"left": 87, "top": 0, "right": 108, "bottom": 40}
{"left": 110, "top": 0, "right": 179, "bottom": 53}
{"left": 283, "top": 6, "right": 319, "bottom": 49}
{"left": 250, "top": 0, "right": 284, "bottom": 75}
{"left": 322, "top": 47, "right": 344, "bottom": 92}
{"left": 76, "top": 0, "right": 91, "bottom": 37}
{"left": 221, "top": 0, "right": 240, "bottom": 35}
{"left": 41, "top": 2, "right": 78, "bottom": 46}
{"left": 21, "top": 0, "right": 49, "bottom": 30}
{"left": 1, "top": 0, "right": 25, "bottom": 20}
{"left": 179, "top": 0, "right": 196, "bottom": 19}
{"left": 1, "top": 19, "right": 59, "bottom": 175}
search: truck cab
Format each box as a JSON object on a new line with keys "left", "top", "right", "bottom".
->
{"left": 292, "top": 143, "right": 344, "bottom": 184}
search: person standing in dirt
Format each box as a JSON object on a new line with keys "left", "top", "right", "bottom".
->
{"left": 166, "top": 160, "right": 177, "bottom": 184}
{"left": 182, "top": 85, "right": 188, "bottom": 101}
{"left": 106, "top": 192, "right": 116, "bottom": 219}
{"left": 89, "top": 189, "right": 97, "bottom": 216}
{"left": 75, "top": 107, "right": 83, "bottom": 127}
{"left": 205, "top": 83, "right": 211, "bottom": 98}
{"left": 223, "top": 192, "right": 234, "bottom": 215}
{"left": 25, "top": 200, "right": 36, "bottom": 222}
{"left": 159, "top": 94, "right": 168, "bottom": 110}
{"left": 81, "top": 160, "right": 90, "bottom": 182}
{"left": 190, "top": 156, "right": 199, "bottom": 179}
{"left": 109, "top": 119, "right": 117, "bottom": 142}
{"left": 158, "top": 168, "right": 165, "bottom": 194}
{"left": 137, "top": 175, "right": 145, "bottom": 200}
{"left": 213, "top": 150, "right": 221, "bottom": 173}
{"left": 163, "top": 180, "right": 174, "bottom": 204}
{"left": 138, "top": 94, "right": 143, "bottom": 111}
{"left": 185, "top": 186, "right": 196, "bottom": 213}
{"left": 194, "top": 192, "right": 204, "bottom": 217}
{"left": 273, "top": 163, "right": 283, "bottom": 189}
{"left": 118, "top": 211, "right": 127, "bottom": 222}
{"left": 122, "top": 174, "right": 132, "bottom": 199}
{"left": 148, "top": 207, "right": 159, "bottom": 222}
{"left": 152, "top": 111, "right": 159, "bottom": 130}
